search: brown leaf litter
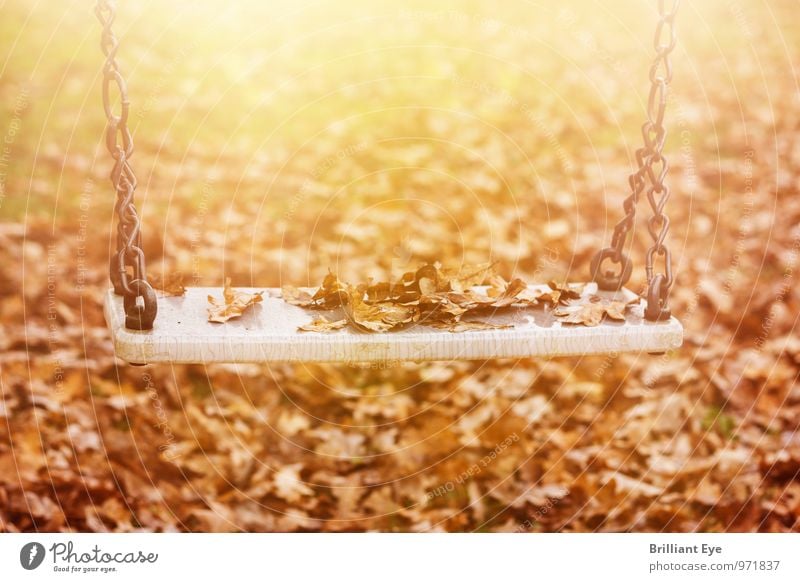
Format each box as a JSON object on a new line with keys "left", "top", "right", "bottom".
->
{"left": 282, "top": 264, "right": 627, "bottom": 333}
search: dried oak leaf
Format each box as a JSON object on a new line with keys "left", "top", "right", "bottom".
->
{"left": 364, "top": 280, "right": 418, "bottom": 305}
{"left": 418, "top": 295, "right": 468, "bottom": 324}
{"left": 443, "top": 262, "right": 496, "bottom": 292}
{"left": 298, "top": 316, "right": 348, "bottom": 333}
{"left": 444, "top": 288, "right": 495, "bottom": 309}
{"left": 207, "top": 278, "right": 263, "bottom": 323}
{"left": 149, "top": 271, "right": 186, "bottom": 296}
{"left": 272, "top": 464, "right": 315, "bottom": 503}
{"left": 486, "top": 274, "right": 508, "bottom": 298}
{"left": 553, "top": 296, "right": 629, "bottom": 326}
{"left": 346, "top": 286, "right": 417, "bottom": 332}
{"left": 365, "top": 281, "right": 395, "bottom": 303}
{"left": 537, "top": 280, "right": 585, "bottom": 306}
{"left": 282, "top": 272, "right": 347, "bottom": 308}
{"left": 415, "top": 264, "right": 441, "bottom": 295}
{"left": 491, "top": 277, "right": 537, "bottom": 307}
{"left": 312, "top": 271, "right": 348, "bottom": 307}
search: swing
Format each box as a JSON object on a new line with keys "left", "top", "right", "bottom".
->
{"left": 96, "top": 0, "right": 683, "bottom": 365}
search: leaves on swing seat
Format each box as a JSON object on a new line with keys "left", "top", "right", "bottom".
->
{"left": 553, "top": 296, "right": 633, "bottom": 327}
{"left": 282, "top": 263, "right": 557, "bottom": 333}
{"left": 281, "top": 263, "right": 635, "bottom": 332}
{"left": 207, "top": 278, "right": 263, "bottom": 323}
{"left": 149, "top": 271, "right": 186, "bottom": 296}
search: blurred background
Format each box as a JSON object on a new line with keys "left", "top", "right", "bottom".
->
{"left": 0, "top": 0, "right": 798, "bottom": 531}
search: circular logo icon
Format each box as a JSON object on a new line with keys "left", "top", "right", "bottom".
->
{"left": 20, "top": 542, "right": 46, "bottom": 570}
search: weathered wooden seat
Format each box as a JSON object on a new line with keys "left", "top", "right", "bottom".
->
{"left": 104, "top": 283, "right": 683, "bottom": 365}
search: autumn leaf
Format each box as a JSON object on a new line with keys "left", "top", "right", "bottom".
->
{"left": 553, "top": 296, "right": 630, "bottom": 326}
{"left": 418, "top": 275, "right": 437, "bottom": 296}
{"left": 345, "top": 286, "right": 418, "bottom": 332}
{"left": 530, "top": 280, "right": 585, "bottom": 306}
{"left": 415, "top": 264, "right": 440, "bottom": 295}
{"left": 486, "top": 274, "right": 508, "bottom": 298}
{"left": 207, "top": 278, "right": 263, "bottom": 323}
{"left": 298, "top": 316, "right": 348, "bottom": 332}
{"left": 490, "top": 277, "right": 535, "bottom": 307}
{"left": 282, "top": 272, "right": 347, "bottom": 308}
{"left": 365, "top": 281, "right": 394, "bottom": 303}
{"left": 311, "top": 271, "right": 349, "bottom": 307}
{"left": 272, "top": 464, "right": 315, "bottom": 503}
{"left": 443, "top": 262, "right": 496, "bottom": 292}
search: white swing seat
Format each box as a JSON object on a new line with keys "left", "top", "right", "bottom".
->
{"left": 103, "top": 283, "right": 682, "bottom": 365}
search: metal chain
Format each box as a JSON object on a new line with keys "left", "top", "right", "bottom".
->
{"left": 590, "top": 0, "right": 679, "bottom": 322}
{"left": 95, "top": 0, "right": 157, "bottom": 330}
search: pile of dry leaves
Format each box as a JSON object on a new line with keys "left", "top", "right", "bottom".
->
{"left": 282, "top": 264, "right": 632, "bottom": 332}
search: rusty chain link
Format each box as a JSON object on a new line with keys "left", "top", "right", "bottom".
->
{"left": 591, "top": 0, "right": 679, "bottom": 322}
{"left": 95, "top": 0, "right": 157, "bottom": 330}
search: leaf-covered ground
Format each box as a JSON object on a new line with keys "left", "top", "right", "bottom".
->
{"left": 1, "top": 0, "right": 799, "bottom": 532}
